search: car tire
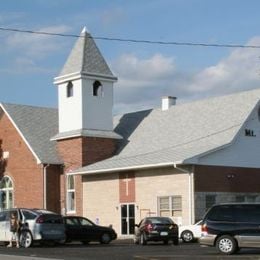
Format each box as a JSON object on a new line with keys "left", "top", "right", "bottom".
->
{"left": 133, "top": 237, "right": 139, "bottom": 245}
{"left": 100, "top": 233, "right": 111, "bottom": 244}
{"left": 181, "top": 230, "right": 194, "bottom": 243}
{"left": 140, "top": 233, "right": 147, "bottom": 245}
{"left": 216, "top": 235, "right": 237, "bottom": 255}
{"left": 163, "top": 240, "right": 169, "bottom": 245}
{"left": 19, "top": 230, "right": 33, "bottom": 248}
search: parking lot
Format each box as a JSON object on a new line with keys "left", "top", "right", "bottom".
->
{"left": 1, "top": 240, "right": 260, "bottom": 260}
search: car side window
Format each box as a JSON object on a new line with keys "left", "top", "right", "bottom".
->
{"left": 207, "top": 206, "right": 233, "bottom": 222}
{"left": 65, "top": 218, "right": 79, "bottom": 226}
{"left": 234, "top": 205, "right": 260, "bottom": 223}
{"left": 22, "top": 210, "right": 37, "bottom": 220}
{"left": 79, "top": 218, "right": 93, "bottom": 226}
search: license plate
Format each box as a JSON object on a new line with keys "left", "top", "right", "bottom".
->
{"left": 160, "top": 232, "right": 168, "bottom": 236}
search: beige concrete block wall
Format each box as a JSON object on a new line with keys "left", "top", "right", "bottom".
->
{"left": 82, "top": 173, "right": 120, "bottom": 232}
{"left": 82, "top": 167, "right": 191, "bottom": 236}
{"left": 135, "top": 167, "right": 190, "bottom": 226}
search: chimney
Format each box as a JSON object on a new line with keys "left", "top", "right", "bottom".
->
{"left": 161, "top": 96, "right": 177, "bottom": 111}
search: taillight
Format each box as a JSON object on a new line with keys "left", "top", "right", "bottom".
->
{"left": 201, "top": 223, "right": 208, "bottom": 234}
{"left": 145, "top": 223, "right": 153, "bottom": 232}
{"left": 36, "top": 215, "right": 44, "bottom": 224}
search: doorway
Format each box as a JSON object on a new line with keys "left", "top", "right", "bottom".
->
{"left": 121, "top": 204, "right": 135, "bottom": 235}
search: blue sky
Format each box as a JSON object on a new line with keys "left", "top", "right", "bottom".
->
{"left": 1, "top": 0, "right": 260, "bottom": 114}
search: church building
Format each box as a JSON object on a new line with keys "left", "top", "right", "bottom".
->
{"left": 1, "top": 28, "right": 260, "bottom": 237}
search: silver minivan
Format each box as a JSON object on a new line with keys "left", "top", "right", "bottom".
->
{"left": 0, "top": 208, "right": 65, "bottom": 247}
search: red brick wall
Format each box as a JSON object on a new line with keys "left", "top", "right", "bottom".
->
{"left": 119, "top": 172, "right": 135, "bottom": 203}
{"left": 195, "top": 165, "right": 260, "bottom": 193}
{"left": 57, "top": 136, "right": 117, "bottom": 215}
{"left": 0, "top": 112, "right": 44, "bottom": 208}
{"left": 46, "top": 165, "right": 62, "bottom": 213}
{"left": 0, "top": 112, "right": 63, "bottom": 213}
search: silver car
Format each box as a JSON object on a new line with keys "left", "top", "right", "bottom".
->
{"left": 0, "top": 208, "right": 65, "bottom": 247}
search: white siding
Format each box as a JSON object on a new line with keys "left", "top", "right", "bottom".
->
{"left": 82, "top": 79, "right": 113, "bottom": 131}
{"left": 58, "top": 78, "right": 114, "bottom": 133}
{"left": 198, "top": 106, "right": 260, "bottom": 168}
{"left": 58, "top": 79, "right": 83, "bottom": 132}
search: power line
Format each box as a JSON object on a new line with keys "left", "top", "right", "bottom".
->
{"left": 0, "top": 26, "right": 260, "bottom": 49}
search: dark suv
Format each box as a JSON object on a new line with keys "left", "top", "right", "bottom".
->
{"left": 200, "top": 203, "right": 260, "bottom": 255}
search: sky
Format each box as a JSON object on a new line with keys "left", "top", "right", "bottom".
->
{"left": 1, "top": 0, "right": 260, "bottom": 114}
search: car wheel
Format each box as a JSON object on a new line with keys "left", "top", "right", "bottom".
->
{"left": 19, "top": 230, "right": 33, "bottom": 248}
{"left": 140, "top": 233, "right": 147, "bottom": 245}
{"left": 216, "top": 235, "right": 237, "bottom": 255}
{"left": 181, "top": 230, "right": 194, "bottom": 243}
{"left": 163, "top": 240, "right": 169, "bottom": 245}
{"left": 100, "top": 233, "right": 111, "bottom": 244}
{"left": 133, "top": 236, "right": 139, "bottom": 245}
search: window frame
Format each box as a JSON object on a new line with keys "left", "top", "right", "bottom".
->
{"left": 92, "top": 80, "right": 103, "bottom": 97}
{"left": 66, "top": 81, "right": 74, "bottom": 98}
{"left": 0, "top": 176, "right": 14, "bottom": 210}
{"left": 66, "top": 175, "right": 76, "bottom": 213}
{"left": 158, "top": 195, "right": 182, "bottom": 217}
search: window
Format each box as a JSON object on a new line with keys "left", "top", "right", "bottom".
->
{"left": 207, "top": 205, "right": 233, "bottom": 222}
{"left": 67, "top": 175, "right": 75, "bottom": 212}
{"left": 0, "top": 176, "right": 13, "bottom": 210}
{"left": 66, "top": 81, "right": 73, "bottom": 97}
{"left": 21, "top": 210, "right": 37, "bottom": 220}
{"left": 205, "top": 195, "right": 216, "bottom": 211}
{"left": 93, "top": 81, "right": 103, "bottom": 97}
{"left": 79, "top": 218, "right": 93, "bottom": 226}
{"left": 158, "top": 196, "right": 182, "bottom": 217}
{"left": 235, "top": 195, "right": 256, "bottom": 203}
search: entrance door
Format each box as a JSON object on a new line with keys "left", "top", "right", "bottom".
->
{"left": 121, "top": 204, "right": 135, "bottom": 235}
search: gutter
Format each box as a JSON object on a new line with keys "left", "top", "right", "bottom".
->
{"left": 70, "top": 161, "right": 180, "bottom": 176}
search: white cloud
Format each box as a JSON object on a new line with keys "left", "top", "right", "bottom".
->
{"left": 187, "top": 37, "right": 260, "bottom": 98}
{"left": 112, "top": 37, "right": 260, "bottom": 114}
{"left": 5, "top": 25, "right": 71, "bottom": 59}
{"left": 112, "top": 53, "right": 184, "bottom": 114}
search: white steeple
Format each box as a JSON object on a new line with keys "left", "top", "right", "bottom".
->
{"left": 53, "top": 28, "right": 120, "bottom": 141}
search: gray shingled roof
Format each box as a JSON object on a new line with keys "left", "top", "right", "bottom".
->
{"left": 1, "top": 103, "right": 62, "bottom": 164}
{"left": 74, "top": 88, "right": 260, "bottom": 174}
{"left": 58, "top": 30, "right": 116, "bottom": 79}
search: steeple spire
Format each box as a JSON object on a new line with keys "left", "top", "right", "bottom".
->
{"left": 54, "top": 28, "right": 117, "bottom": 84}
{"left": 53, "top": 27, "right": 120, "bottom": 141}
{"left": 81, "top": 26, "right": 89, "bottom": 34}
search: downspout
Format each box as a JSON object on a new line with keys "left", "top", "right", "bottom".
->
{"left": 173, "top": 163, "right": 194, "bottom": 225}
{"left": 43, "top": 164, "right": 49, "bottom": 209}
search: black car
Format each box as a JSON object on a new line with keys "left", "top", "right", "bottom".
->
{"left": 134, "top": 217, "right": 179, "bottom": 245}
{"left": 63, "top": 216, "right": 117, "bottom": 244}
{"left": 200, "top": 203, "right": 260, "bottom": 255}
